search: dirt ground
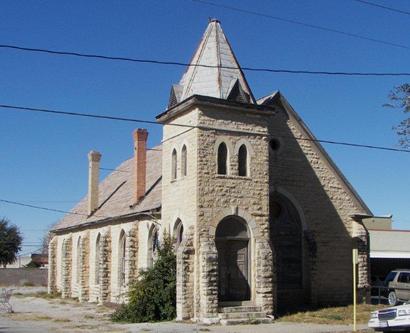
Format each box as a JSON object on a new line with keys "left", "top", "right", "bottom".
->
{"left": 0, "top": 287, "right": 372, "bottom": 333}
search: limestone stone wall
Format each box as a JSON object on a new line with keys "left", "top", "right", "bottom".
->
{"left": 48, "top": 236, "right": 58, "bottom": 293}
{"left": 109, "top": 222, "right": 140, "bottom": 303}
{"left": 61, "top": 235, "right": 72, "bottom": 298}
{"left": 99, "top": 231, "right": 112, "bottom": 303}
{"left": 199, "top": 240, "right": 219, "bottom": 322}
{"left": 161, "top": 110, "right": 199, "bottom": 235}
{"left": 176, "top": 226, "right": 195, "bottom": 321}
{"left": 126, "top": 225, "right": 139, "bottom": 284}
{"left": 71, "top": 234, "right": 81, "bottom": 298}
{"left": 196, "top": 106, "right": 273, "bottom": 319}
{"left": 255, "top": 240, "right": 274, "bottom": 314}
{"left": 52, "top": 219, "right": 147, "bottom": 304}
{"left": 267, "top": 107, "right": 370, "bottom": 306}
{"left": 79, "top": 232, "right": 90, "bottom": 302}
{"left": 162, "top": 111, "right": 200, "bottom": 318}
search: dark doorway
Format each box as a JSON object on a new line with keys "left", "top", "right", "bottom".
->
{"left": 216, "top": 217, "right": 250, "bottom": 302}
{"left": 270, "top": 192, "right": 305, "bottom": 313}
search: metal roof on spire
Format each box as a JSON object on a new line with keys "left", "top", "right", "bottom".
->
{"left": 167, "top": 19, "right": 256, "bottom": 108}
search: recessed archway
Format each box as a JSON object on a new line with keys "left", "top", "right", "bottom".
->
{"left": 270, "top": 191, "right": 306, "bottom": 312}
{"left": 215, "top": 216, "right": 251, "bottom": 303}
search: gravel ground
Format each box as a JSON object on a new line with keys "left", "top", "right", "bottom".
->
{"left": 0, "top": 288, "right": 372, "bottom": 333}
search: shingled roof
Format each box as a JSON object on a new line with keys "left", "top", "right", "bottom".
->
{"left": 52, "top": 147, "right": 162, "bottom": 231}
{"left": 167, "top": 19, "right": 256, "bottom": 109}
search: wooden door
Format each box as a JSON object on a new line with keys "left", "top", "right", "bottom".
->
{"left": 217, "top": 240, "right": 250, "bottom": 302}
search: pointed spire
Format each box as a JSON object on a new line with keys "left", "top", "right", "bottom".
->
{"left": 167, "top": 19, "right": 255, "bottom": 108}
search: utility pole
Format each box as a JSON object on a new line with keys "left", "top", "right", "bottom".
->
{"left": 353, "top": 248, "right": 359, "bottom": 332}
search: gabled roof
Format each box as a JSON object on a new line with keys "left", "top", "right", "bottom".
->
{"left": 167, "top": 19, "right": 256, "bottom": 108}
{"left": 258, "top": 91, "right": 373, "bottom": 216}
{"left": 52, "top": 147, "right": 162, "bottom": 232}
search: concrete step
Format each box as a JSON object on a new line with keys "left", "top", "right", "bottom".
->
{"left": 218, "top": 311, "right": 267, "bottom": 320}
{"left": 219, "top": 318, "right": 273, "bottom": 326}
{"left": 219, "top": 306, "right": 262, "bottom": 313}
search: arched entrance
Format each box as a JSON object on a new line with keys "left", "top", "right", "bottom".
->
{"left": 270, "top": 192, "right": 306, "bottom": 312}
{"left": 215, "top": 216, "right": 250, "bottom": 302}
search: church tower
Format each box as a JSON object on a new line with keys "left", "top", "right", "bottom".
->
{"left": 157, "top": 20, "right": 276, "bottom": 322}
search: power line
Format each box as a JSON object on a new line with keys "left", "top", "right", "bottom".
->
{"left": 191, "top": 0, "right": 410, "bottom": 51}
{"left": 1, "top": 43, "right": 410, "bottom": 76}
{"left": 352, "top": 0, "right": 410, "bottom": 16}
{"left": 0, "top": 199, "right": 107, "bottom": 219}
{"left": 2, "top": 103, "right": 410, "bottom": 154}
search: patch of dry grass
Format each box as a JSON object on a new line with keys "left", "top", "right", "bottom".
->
{"left": 278, "top": 304, "right": 384, "bottom": 325}
{"left": 6, "top": 313, "right": 53, "bottom": 321}
{"left": 53, "top": 318, "right": 71, "bottom": 323}
{"left": 95, "top": 305, "right": 113, "bottom": 313}
{"left": 83, "top": 314, "right": 96, "bottom": 319}
{"left": 71, "top": 324, "right": 98, "bottom": 330}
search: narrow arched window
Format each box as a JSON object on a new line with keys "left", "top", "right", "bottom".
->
{"left": 95, "top": 234, "right": 101, "bottom": 285}
{"left": 238, "top": 145, "right": 248, "bottom": 176}
{"left": 76, "top": 236, "right": 82, "bottom": 284}
{"left": 147, "top": 226, "right": 159, "bottom": 268}
{"left": 173, "top": 219, "right": 184, "bottom": 248}
{"left": 118, "top": 230, "right": 126, "bottom": 287}
{"left": 181, "top": 145, "right": 187, "bottom": 177}
{"left": 171, "top": 149, "right": 177, "bottom": 180}
{"left": 217, "top": 142, "right": 228, "bottom": 175}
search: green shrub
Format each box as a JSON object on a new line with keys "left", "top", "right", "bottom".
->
{"left": 112, "top": 233, "right": 176, "bottom": 323}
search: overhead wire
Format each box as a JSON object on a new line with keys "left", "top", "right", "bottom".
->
{"left": 0, "top": 44, "right": 410, "bottom": 76}
{"left": 1, "top": 103, "right": 410, "bottom": 154}
{"left": 352, "top": 0, "right": 410, "bottom": 16}
{"left": 190, "top": 0, "right": 410, "bottom": 51}
{"left": 0, "top": 199, "right": 108, "bottom": 219}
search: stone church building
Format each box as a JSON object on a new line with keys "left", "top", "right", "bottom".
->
{"left": 49, "top": 20, "right": 371, "bottom": 323}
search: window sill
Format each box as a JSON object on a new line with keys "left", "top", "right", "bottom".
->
{"left": 216, "top": 174, "right": 252, "bottom": 181}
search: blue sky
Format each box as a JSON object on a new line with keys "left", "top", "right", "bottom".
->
{"left": 0, "top": 0, "right": 409, "bottom": 255}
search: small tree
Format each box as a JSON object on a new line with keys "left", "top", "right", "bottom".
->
{"left": 0, "top": 218, "right": 23, "bottom": 268}
{"left": 385, "top": 84, "right": 410, "bottom": 148}
{"left": 112, "top": 233, "right": 176, "bottom": 323}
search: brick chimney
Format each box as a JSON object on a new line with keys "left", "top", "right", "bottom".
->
{"left": 133, "top": 129, "right": 148, "bottom": 203}
{"left": 88, "top": 150, "right": 101, "bottom": 215}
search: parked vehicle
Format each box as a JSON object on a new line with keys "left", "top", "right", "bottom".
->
{"left": 369, "top": 303, "right": 410, "bottom": 332}
{"left": 384, "top": 270, "right": 410, "bottom": 306}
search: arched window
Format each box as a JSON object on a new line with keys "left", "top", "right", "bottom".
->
{"left": 118, "top": 230, "right": 126, "bottom": 287}
{"left": 171, "top": 149, "right": 177, "bottom": 180}
{"left": 217, "top": 142, "right": 228, "bottom": 175}
{"left": 238, "top": 144, "right": 248, "bottom": 176}
{"left": 147, "top": 226, "right": 159, "bottom": 268}
{"left": 181, "top": 145, "right": 187, "bottom": 177}
{"left": 76, "top": 236, "right": 82, "bottom": 284}
{"left": 95, "top": 233, "right": 101, "bottom": 285}
{"left": 269, "top": 193, "right": 303, "bottom": 289}
{"left": 173, "top": 219, "right": 184, "bottom": 248}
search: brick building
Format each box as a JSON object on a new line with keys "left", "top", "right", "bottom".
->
{"left": 49, "top": 20, "right": 371, "bottom": 323}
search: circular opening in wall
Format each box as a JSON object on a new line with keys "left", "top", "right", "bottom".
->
{"left": 269, "top": 138, "right": 281, "bottom": 152}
